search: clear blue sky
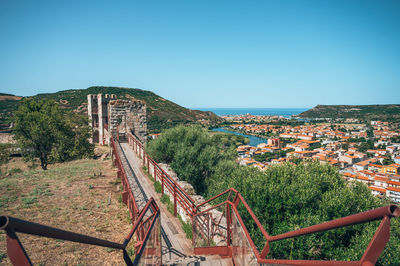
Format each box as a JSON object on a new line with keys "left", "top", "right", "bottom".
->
{"left": 1, "top": 0, "right": 399, "bottom": 108}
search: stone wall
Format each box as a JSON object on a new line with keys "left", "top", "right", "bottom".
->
{"left": 87, "top": 94, "right": 147, "bottom": 145}
{"left": 0, "top": 132, "right": 15, "bottom": 144}
{"left": 108, "top": 99, "right": 147, "bottom": 144}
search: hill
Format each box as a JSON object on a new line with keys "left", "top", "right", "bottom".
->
{"left": 0, "top": 87, "right": 222, "bottom": 132}
{"left": 0, "top": 93, "right": 21, "bottom": 128}
{"left": 297, "top": 104, "right": 400, "bottom": 122}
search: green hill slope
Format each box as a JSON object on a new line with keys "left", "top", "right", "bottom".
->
{"left": 297, "top": 104, "right": 400, "bottom": 122}
{"left": 0, "top": 87, "right": 222, "bottom": 132}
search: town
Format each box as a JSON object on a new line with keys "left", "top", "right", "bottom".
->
{"left": 222, "top": 115, "right": 400, "bottom": 203}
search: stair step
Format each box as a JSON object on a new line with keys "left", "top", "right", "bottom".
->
{"left": 165, "top": 255, "right": 232, "bottom": 266}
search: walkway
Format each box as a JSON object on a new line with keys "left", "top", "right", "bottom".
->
{"left": 118, "top": 142, "right": 232, "bottom": 265}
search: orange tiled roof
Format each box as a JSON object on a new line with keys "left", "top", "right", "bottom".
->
{"left": 368, "top": 186, "right": 386, "bottom": 193}
{"left": 387, "top": 186, "right": 400, "bottom": 192}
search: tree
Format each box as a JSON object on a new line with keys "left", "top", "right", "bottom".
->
{"left": 383, "top": 154, "right": 395, "bottom": 165}
{"left": 146, "top": 125, "right": 235, "bottom": 194}
{"left": 13, "top": 99, "right": 93, "bottom": 170}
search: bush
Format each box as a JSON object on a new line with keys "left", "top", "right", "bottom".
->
{"left": 160, "top": 194, "right": 175, "bottom": 215}
{"left": 146, "top": 125, "right": 235, "bottom": 194}
{"left": 154, "top": 181, "right": 162, "bottom": 193}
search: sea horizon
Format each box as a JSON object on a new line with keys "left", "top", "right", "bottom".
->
{"left": 195, "top": 107, "right": 309, "bottom": 117}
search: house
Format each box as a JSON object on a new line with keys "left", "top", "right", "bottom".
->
{"left": 387, "top": 180, "right": 400, "bottom": 189}
{"left": 339, "top": 155, "right": 358, "bottom": 165}
{"left": 355, "top": 175, "right": 370, "bottom": 185}
{"left": 386, "top": 187, "right": 400, "bottom": 203}
{"left": 239, "top": 158, "right": 257, "bottom": 166}
{"left": 253, "top": 163, "right": 266, "bottom": 170}
{"left": 359, "top": 170, "right": 375, "bottom": 179}
{"left": 374, "top": 176, "right": 389, "bottom": 189}
{"left": 343, "top": 172, "right": 356, "bottom": 181}
{"left": 297, "top": 135, "right": 314, "bottom": 141}
{"left": 271, "top": 157, "right": 287, "bottom": 165}
{"left": 368, "top": 186, "right": 386, "bottom": 198}
{"left": 328, "top": 159, "right": 340, "bottom": 167}
{"left": 354, "top": 160, "right": 369, "bottom": 171}
{"left": 382, "top": 164, "right": 400, "bottom": 175}
{"left": 368, "top": 164, "right": 383, "bottom": 173}
{"left": 386, "top": 146, "right": 397, "bottom": 153}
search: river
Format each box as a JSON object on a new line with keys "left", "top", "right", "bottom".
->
{"left": 211, "top": 128, "right": 267, "bottom": 147}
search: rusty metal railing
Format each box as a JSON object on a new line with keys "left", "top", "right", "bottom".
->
{"left": 0, "top": 198, "right": 160, "bottom": 266}
{"left": 127, "top": 132, "right": 400, "bottom": 266}
{"left": 192, "top": 188, "right": 400, "bottom": 265}
{"left": 128, "top": 132, "right": 196, "bottom": 217}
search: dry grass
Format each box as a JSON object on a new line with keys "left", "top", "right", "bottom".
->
{"left": 0, "top": 156, "right": 132, "bottom": 265}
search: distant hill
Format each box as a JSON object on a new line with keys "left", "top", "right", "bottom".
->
{"left": 297, "top": 104, "right": 400, "bottom": 122}
{"left": 0, "top": 93, "right": 22, "bottom": 128}
{"left": 0, "top": 87, "right": 222, "bottom": 132}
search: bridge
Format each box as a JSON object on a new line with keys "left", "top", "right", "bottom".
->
{"left": 1, "top": 132, "right": 399, "bottom": 265}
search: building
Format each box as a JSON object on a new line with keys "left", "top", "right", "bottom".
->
{"left": 386, "top": 187, "right": 400, "bottom": 203}
{"left": 382, "top": 164, "right": 400, "bottom": 175}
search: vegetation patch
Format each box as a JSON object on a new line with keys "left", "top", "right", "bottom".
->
{"left": 298, "top": 104, "right": 400, "bottom": 122}
{"left": 154, "top": 181, "right": 162, "bottom": 193}
{"left": 0, "top": 157, "right": 131, "bottom": 265}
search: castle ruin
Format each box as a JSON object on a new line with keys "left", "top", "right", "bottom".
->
{"left": 87, "top": 94, "right": 147, "bottom": 145}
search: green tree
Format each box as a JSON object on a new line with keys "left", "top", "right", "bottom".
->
{"left": 383, "top": 154, "right": 395, "bottom": 165}
{"left": 0, "top": 144, "right": 12, "bottom": 165}
{"left": 13, "top": 99, "right": 93, "bottom": 170}
{"left": 146, "top": 125, "right": 235, "bottom": 194}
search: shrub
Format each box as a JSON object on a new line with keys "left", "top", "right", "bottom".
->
{"left": 154, "top": 181, "right": 162, "bottom": 193}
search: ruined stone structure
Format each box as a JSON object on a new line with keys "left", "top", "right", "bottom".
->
{"left": 108, "top": 99, "right": 147, "bottom": 144}
{"left": 87, "top": 94, "right": 147, "bottom": 145}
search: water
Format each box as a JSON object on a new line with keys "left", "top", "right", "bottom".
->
{"left": 212, "top": 128, "right": 267, "bottom": 147}
{"left": 197, "top": 107, "right": 308, "bottom": 117}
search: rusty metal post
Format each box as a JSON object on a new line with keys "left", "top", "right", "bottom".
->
{"left": 226, "top": 202, "right": 231, "bottom": 248}
{"left": 360, "top": 216, "right": 391, "bottom": 265}
{"left": 154, "top": 164, "right": 157, "bottom": 182}
{"left": 122, "top": 191, "right": 128, "bottom": 205}
{"left": 5, "top": 229, "right": 32, "bottom": 266}
{"left": 207, "top": 214, "right": 210, "bottom": 246}
{"left": 174, "top": 182, "right": 177, "bottom": 217}
{"left": 192, "top": 216, "right": 196, "bottom": 248}
{"left": 161, "top": 171, "right": 164, "bottom": 195}
{"left": 147, "top": 156, "right": 150, "bottom": 178}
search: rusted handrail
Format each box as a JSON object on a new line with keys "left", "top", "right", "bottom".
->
{"left": 0, "top": 216, "right": 124, "bottom": 250}
{"left": 191, "top": 191, "right": 399, "bottom": 265}
{"left": 0, "top": 197, "right": 161, "bottom": 266}
{"left": 127, "top": 132, "right": 196, "bottom": 216}
{"left": 268, "top": 205, "right": 399, "bottom": 242}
